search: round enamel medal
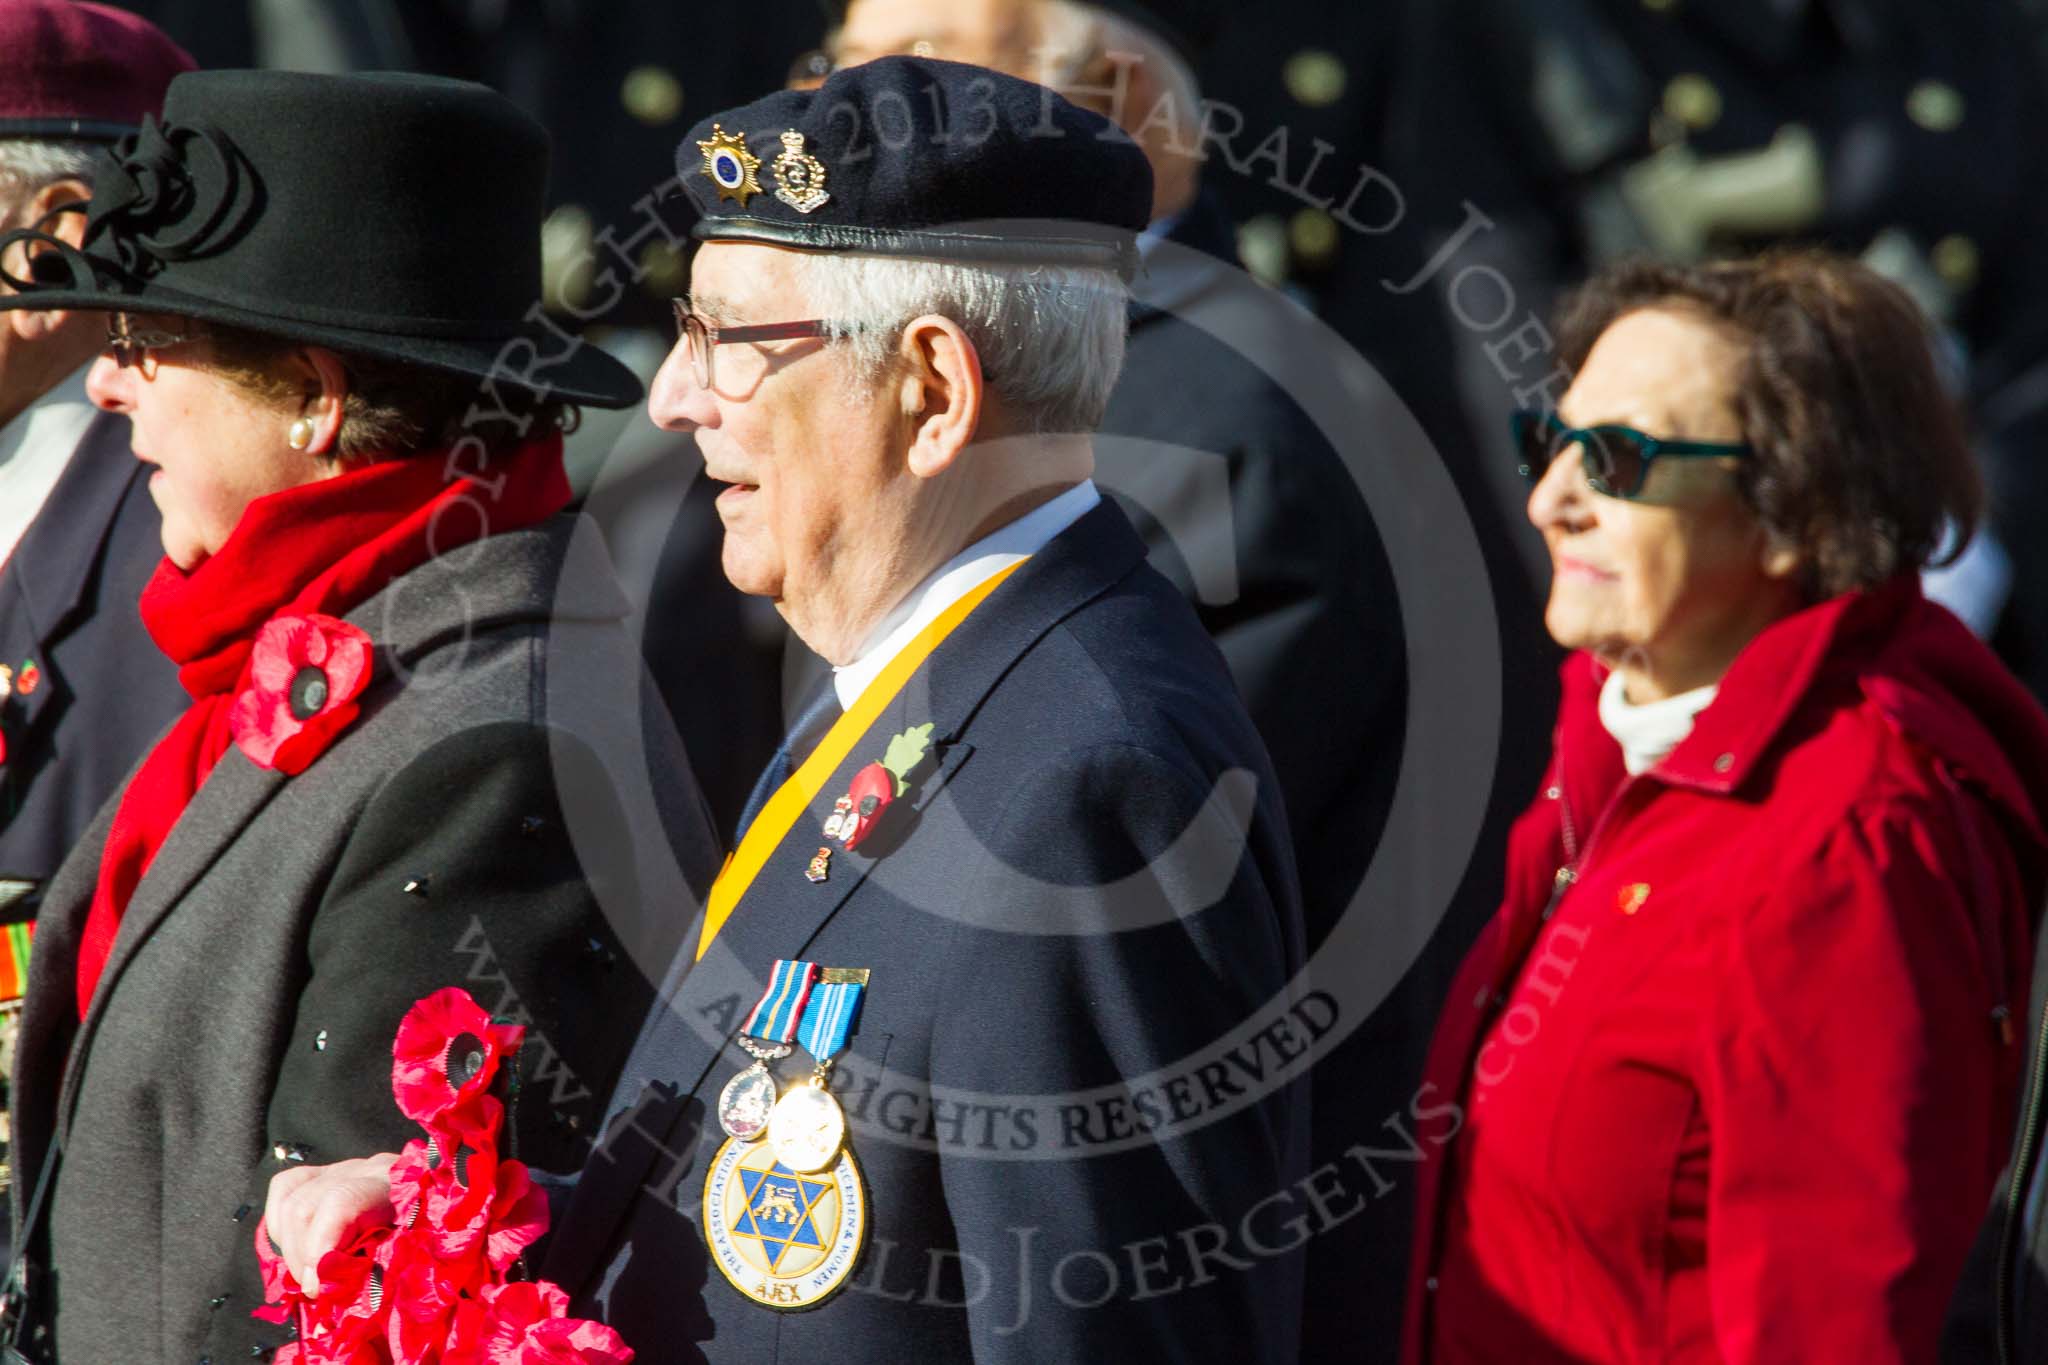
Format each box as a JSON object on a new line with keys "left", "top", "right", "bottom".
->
{"left": 702, "top": 1135, "right": 867, "bottom": 1310}
{"left": 718, "top": 1063, "right": 779, "bottom": 1142}
{"left": 767, "top": 1080, "right": 845, "bottom": 1174}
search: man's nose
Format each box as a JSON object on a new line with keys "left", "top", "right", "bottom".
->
{"left": 647, "top": 345, "right": 720, "bottom": 432}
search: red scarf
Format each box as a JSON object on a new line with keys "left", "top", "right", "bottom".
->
{"left": 73, "top": 436, "right": 572, "bottom": 1019}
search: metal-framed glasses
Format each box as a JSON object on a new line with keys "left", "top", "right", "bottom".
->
{"left": 104, "top": 311, "right": 205, "bottom": 371}
{"left": 670, "top": 298, "right": 843, "bottom": 390}
{"left": 1510, "top": 407, "right": 1753, "bottom": 500}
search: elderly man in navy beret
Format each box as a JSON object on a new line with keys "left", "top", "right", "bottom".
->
{"left": 0, "top": 1, "right": 191, "bottom": 924}
{"left": 0, "top": 0, "right": 190, "bottom": 1234}
{"left": 270, "top": 56, "right": 1308, "bottom": 1363}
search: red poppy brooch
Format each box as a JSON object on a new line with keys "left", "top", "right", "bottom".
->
{"left": 821, "top": 722, "right": 933, "bottom": 853}
{"left": 230, "top": 614, "right": 374, "bottom": 775}
{"left": 254, "top": 987, "right": 634, "bottom": 1364}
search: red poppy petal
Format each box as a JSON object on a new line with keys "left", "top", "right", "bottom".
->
{"left": 321, "top": 626, "right": 375, "bottom": 699}
{"left": 249, "top": 617, "right": 307, "bottom": 691}
{"left": 523, "top": 1316, "right": 637, "bottom": 1364}
{"left": 229, "top": 689, "right": 301, "bottom": 770}
{"left": 269, "top": 701, "right": 360, "bottom": 776}
{"left": 392, "top": 988, "right": 503, "bottom": 1125}
{"left": 478, "top": 1281, "right": 572, "bottom": 1365}
{"left": 486, "top": 1162, "right": 550, "bottom": 1272}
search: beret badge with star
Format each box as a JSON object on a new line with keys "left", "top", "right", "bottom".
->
{"left": 698, "top": 124, "right": 763, "bottom": 206}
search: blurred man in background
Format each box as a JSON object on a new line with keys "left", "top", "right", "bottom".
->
{"left": 836, "top": 2, "right": 1539, "bottom": 1354}
{"left": 1385, "top": 0, "right": 2048, "bottom": 694}
{"left": 0, "top": 0, "right": 191, "bottom": 1240}
{"left": 0, "top": 0, "right": 188, "bottom": 951}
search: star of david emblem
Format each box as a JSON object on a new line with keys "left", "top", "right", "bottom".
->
{"left": 731, "top": 1161, "right": 834, "bottom": 1272}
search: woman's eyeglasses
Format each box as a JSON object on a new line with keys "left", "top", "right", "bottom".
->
{"left": 670, "top": 299, "right": 843, "bottom": 390}
{"left": 104, "top": 312, "right": 205, "bottom": 371}
{"left": 1510, "top": 408, "right": 1753, "bottom": 500}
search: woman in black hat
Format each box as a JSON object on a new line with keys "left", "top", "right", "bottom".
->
{"left": 0, "top": 70, "right": 716, "bottom": 1364}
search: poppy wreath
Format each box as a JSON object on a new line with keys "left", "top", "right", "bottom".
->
{"left": 229, "top": 614, "right": 373, "bottom": 775}
{"left": 254, "top": 987, "right": 634, "bottom": 1364}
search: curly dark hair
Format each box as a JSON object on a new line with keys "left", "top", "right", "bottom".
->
{"left": 1553, "top": 250, "right": 1980, "bottom": 600}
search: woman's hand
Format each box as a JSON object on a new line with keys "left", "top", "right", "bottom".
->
{"left": 263, "top": 1152, "right": 401, "bottom": 1294}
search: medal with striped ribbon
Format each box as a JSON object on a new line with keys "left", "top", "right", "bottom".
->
{"left": 719, "top": 959, "right": 820, "bottom": 1142}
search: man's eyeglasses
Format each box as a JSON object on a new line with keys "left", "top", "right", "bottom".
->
{"left": 670, "top": 299, "right": 842, "bottom": 390}
{"left": 104, "top": 312, "right": 205, "bottom": 371}
{"left": 1511, "top": 408, "right": 1753, "bottom": 500}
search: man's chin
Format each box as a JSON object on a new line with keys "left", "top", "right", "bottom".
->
{"left": 718, "top": 545, "right": 781, "bottom": 600}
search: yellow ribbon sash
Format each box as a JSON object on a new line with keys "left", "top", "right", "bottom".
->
{"left": 696, "top": 559, "right": 1028, "bottom": 959}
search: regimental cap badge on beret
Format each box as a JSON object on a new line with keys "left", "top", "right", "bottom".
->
{"left": 772, "top": 130, "right": 830, "bottom": 215}
{"left": 699, "top": 124, "right": 763, "bottom": 206}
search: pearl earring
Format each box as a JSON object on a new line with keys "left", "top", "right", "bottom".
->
{"left": 287, "top": 417, "right": 315, "bottom": 450}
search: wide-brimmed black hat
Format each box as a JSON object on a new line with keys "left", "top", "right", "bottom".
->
{"left": 0, "top": 69, "right": 642, "bottom": 409}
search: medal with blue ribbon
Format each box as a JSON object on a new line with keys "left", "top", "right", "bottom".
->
{"left": 719, "top": 959, "right": 821, "bottom": 1142}
{"left": 767, "top": 967, "right": 869, "bottom": 1173}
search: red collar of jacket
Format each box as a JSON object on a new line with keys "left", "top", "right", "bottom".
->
{"left": 1556, "top": 574, "right": 2048, "bottom": 847}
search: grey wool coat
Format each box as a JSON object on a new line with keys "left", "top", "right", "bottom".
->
{"left": 5, "top": 513, "right": 719, "bottom": 1364}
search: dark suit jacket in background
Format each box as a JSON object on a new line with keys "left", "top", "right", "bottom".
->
{"left": 543, "top": 501, "right": 1310, "bottom": 1363}
{"left": 0, "top": 411, "right": 184, "bottom": 918}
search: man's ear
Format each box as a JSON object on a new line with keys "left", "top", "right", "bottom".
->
{"left": 28, "top": 178, "right": 94, "bottom": 250}
{"left": 3, "top": 177, "right": 94, "bottom": 339}
{"left": 898, "top": 314, "right": 983, "bottom": 479}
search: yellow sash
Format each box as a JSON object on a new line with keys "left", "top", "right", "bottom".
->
{"left": 696, "top": 559, "right": 1029, "bottom": 959}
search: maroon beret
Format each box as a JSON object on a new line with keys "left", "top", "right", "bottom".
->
{"left": 0, "top": 0, "right": 196, "bottom": 142}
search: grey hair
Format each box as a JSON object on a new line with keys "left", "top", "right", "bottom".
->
{"left": 792, "top": 251, "right": 1130, "bottom": 435}
{"left": 0, "top": 138, "right": 99, "bottom": 205}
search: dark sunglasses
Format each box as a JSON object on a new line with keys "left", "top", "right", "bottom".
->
{"left": 1510, "top": 408, "right": 1752, "bottom": 500}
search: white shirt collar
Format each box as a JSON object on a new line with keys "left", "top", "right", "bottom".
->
{"left": 831, "top": 479, "right": 1101, "bottom": 709}
{"left": 1597, "top": 668, "right": 1720, "bottom": 776}
{"left": 0, "top": 364, "right": 98, "bottom": 571}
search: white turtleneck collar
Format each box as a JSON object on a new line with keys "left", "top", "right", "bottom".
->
{"left": 1598, "top": 669, "right": 1719, "bottom": 776}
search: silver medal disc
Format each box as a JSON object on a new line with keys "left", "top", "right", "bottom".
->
{"left": 767, "top": 1081, "right": 846, "bottom": 1173}
{"left": 718, "top": 1062, "right": 779, "bottom": 1142}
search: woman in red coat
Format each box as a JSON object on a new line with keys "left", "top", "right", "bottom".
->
{"left": 1404, "top": 251, "right": 2048, "bottom": 1365}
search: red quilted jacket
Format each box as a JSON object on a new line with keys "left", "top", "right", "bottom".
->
{"left": 1403, "top": 577, "right": 2048, "bottom": 1365}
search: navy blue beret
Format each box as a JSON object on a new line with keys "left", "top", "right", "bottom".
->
{"left": 678, "top": 56, "right": 1153, "bottom": 279}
